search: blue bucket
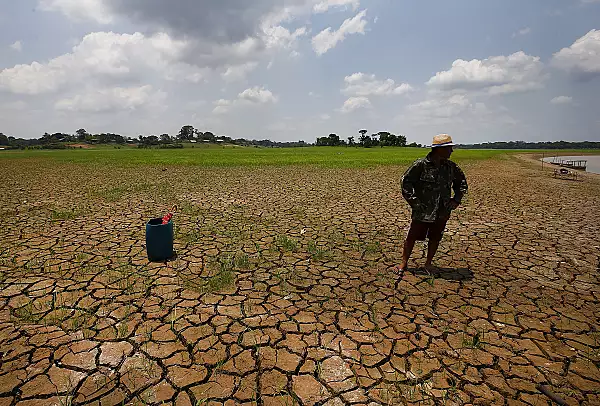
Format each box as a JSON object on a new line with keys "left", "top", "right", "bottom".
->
{"left": 145, "top": 218, "right": 174, "bottom": 262}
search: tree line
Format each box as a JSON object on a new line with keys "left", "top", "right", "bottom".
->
{"left": 0, "top": 129, "right": 127, "bottom": 149}
{"left": 458, "top": 140, "right": 600, "bottom": 149}
{"left": 0, "top": 126, "right": 309, "bottom": 149}
{"left": 2, "top": 127, "right": 597, "bottom": 150}
{"left": 316, "top": 130, "right": 422, "bottom": 148}
{"left": 1, "top": 126, "right": 418, "bottom": 149}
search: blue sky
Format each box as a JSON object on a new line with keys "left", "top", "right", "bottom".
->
{"left": 0, "top": 0, "right": 599, "bottom": 144}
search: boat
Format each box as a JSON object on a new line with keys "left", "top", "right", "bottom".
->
{"left": 559, "top": 160, "right": 587, "bottom": 170}
{"left": 550, "top": 157, "right": 587, "bottom": 171}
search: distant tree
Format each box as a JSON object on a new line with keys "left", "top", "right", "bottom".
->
{"left": 76, "top": 129, "right": 88, "bottom": 141}
{"left": 193, "top": 129, "right": 203, "bottom": 141}
{"left": 41, "top": 133, "right": 55, "bottom": 144}
{"left": 370, "top": 133, "right": 380, "bottom": 147}
{"left": 396, "top": 134, "right": 407, "bottom": 146}
{"left": 347, "top": 136, "right": 355, "bottom": 146}
{"left": 0, "top": 133, "right": 8, "bottom": 146}
{"left": 233, "top": 138, "right": 249, "bottom": 146}
{"left": 375, "top": 132, "right": 406, "bottom": 147}
{"left": 202, "top": 131, "right": 215, "bottom": 142}
{"left": 378, "top": 132, "right": 389, "bottom": 146}
{"left": 359, "top": 135, "right": 373, "bottom": 148}
{"left": 358, "top": 133, "right": 367, "bottom": 147}
{"left": 95, "top": 133, "right": 106, "bottom": 143}
{"left": 316, "top": 136, "right": 330, "bottom": 146}
{"left": 358, "top": 130, "right": 369, "bottom": 147}
{"left": 178, "top": 125, "right": 195, "bottom": 141}
{"left": 52, "top": 132, "right": 67, "bottom": 142}
{"left": 328, "top": 133, "right": 340, "bottom": 146}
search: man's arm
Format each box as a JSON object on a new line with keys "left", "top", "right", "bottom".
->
{"left": 401, "top": 160, "right": 423, "bottom": 208}
{"left": 452, "top": 164, "right": 468, "bottom": 204}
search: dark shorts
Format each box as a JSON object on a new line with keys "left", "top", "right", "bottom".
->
{"left": 408, "top": 218, "right": 449, "bottom": 242}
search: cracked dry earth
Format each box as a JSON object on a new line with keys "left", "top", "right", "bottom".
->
{"left": 1, "top": 155, "right": 599, "bottom": 406}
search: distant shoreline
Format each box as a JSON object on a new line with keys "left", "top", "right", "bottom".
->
{"left": 540, "top": 155, "right": 600, "bottom": 175}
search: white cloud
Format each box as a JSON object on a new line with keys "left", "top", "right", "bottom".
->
{"left": 550, "top": 96, "right": 573, "bottom": 105}
{"left": 512, "top": 27, "right": 531, "bottom": 38}
{"left": 10, "top": 41, "right": 22, "bottom": 52}
{"left": 0, "top": 61, "right": 69, "bottom": 95}
{"left": 55, "top": 85, "right": 165, "bottom": 112}
{"left": 426, "top": 51, "right": 546, "bottom": 95}
{"left": 404, "top": 94, "right": 517, "bottom": 128}
{"left": 0, "top": 31, "right": 209, "bottom": 115}
{"left": 313, "top": 0, "right": 360, "bottom": 13}
{"left": 212, "top": 99, "right": 233, "bottom": 115}
{"left": 221, "top": 62, "right": 259, "bottom": 82}
{"left": 338, "top": 96, "right": 371, "bottom": 113}
{"left": 0, "top": 32, "right": 202, "bottom": 95}
{"left": 342, "top": 72, "right": 413, "bottom": 96}
{"left": 312, "top": 10, "right": 368, "bottom": 55}
{"left": 36, "top": 0, "right": 315, "bottom": 79}
{"left": 239, "top": 86, "right": 278, "bottom": 104}
{"left": 408, "top": 94, "right": 474, "bottom": 120}
{"left": 552, "top": 29, "right": 600, "bottom": 80}
{"left": 212, "top": 86, "right": 277, "bottom": 114}
{"left": 262, "top": 25, "right": 308, "bottom": 50}
{"left": 38, "top": 0, "right": 114, "bottom": 24}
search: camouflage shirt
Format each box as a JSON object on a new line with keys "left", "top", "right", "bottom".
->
{"left": 401, "top": 153, "right": 468, "bottom": 222}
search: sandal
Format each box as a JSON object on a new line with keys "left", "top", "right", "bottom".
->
{"left": 393, "top": 265, "right": 407, "bottom": 274}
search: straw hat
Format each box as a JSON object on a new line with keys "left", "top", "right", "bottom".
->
{"left": 431, "top": 134, "right": 455, "bottom": 148}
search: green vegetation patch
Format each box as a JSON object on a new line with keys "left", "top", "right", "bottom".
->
{"left": 0, "top": 146, "right": 522, "bottom": 169}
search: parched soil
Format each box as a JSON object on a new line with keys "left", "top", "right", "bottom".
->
{"left": 0, "top": 155, "right": 599, "bottom": 405}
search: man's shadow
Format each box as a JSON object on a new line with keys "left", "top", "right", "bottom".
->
{"left": 410, "top": 267, "right": 474, "bottom": 281}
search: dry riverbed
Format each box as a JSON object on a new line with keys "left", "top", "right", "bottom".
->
{"left": 0, "top": 155, "right": 599, "bottom": 405}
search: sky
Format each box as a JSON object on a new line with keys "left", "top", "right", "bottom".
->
{"left": 0, "top": 0, "right": 599, "bottom": 145}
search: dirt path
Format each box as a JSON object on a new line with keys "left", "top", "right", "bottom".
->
{"left": 0, "top": 155, "right": 599, "bottom": 405}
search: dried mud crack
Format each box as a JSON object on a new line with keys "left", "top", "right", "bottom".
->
{"left": 0, "top": 156, "right": 599, "bottom": 405}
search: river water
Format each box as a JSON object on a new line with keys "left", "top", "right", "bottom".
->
{"left": 542, "top": 155, "right": 600, "bottom": 175}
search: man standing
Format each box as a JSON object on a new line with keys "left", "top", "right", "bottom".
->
{"left": 397, "top": 134, "right": 468, "bottom": 272}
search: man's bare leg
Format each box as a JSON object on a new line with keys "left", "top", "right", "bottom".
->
{"left": 424, "top": 217, "right": 448, "bottom": 271}
{"left": 398, "top": 235, "right": 417, "bottom": 271}
{"left": 424, "top": 239, "right": 441, "bottom": 269}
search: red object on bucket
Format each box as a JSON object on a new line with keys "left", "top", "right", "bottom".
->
{"left": 161, "top": 205, "right": 177, "bottom": 225}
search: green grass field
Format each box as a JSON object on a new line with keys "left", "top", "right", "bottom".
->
{"left": 1, "top": 146, "right": 598, "bottom": 168}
